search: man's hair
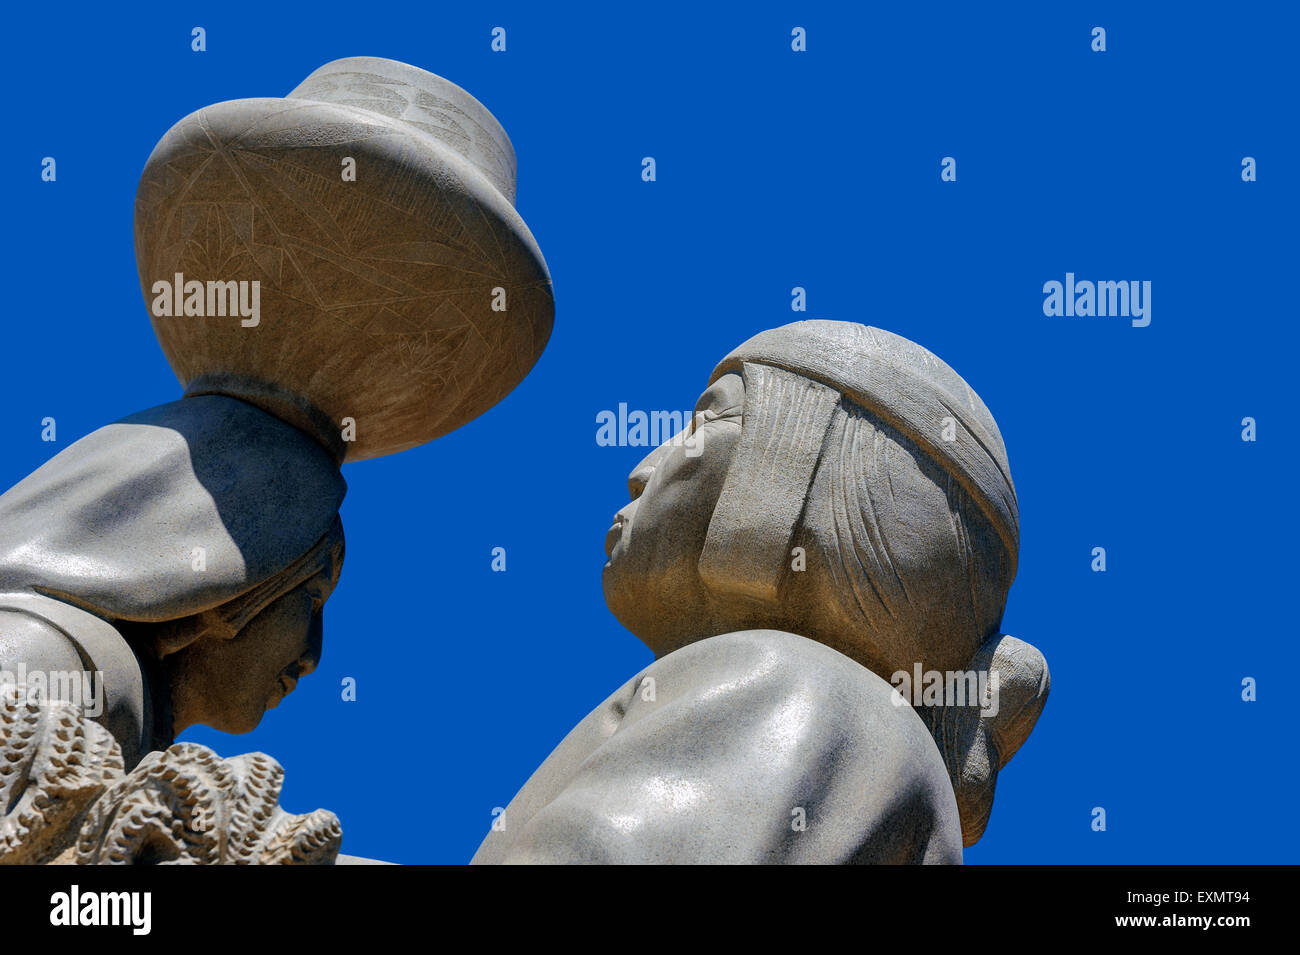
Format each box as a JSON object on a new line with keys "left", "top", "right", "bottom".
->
{"left": 695, "top": 322, "right": 1018, "bottom": 677}
{"left": 795, "top": 394, "right": 1013, "bottom": 676}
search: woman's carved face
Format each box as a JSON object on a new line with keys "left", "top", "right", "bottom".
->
{"left": 166, "top": 567, "right": 337, "bottom": 735}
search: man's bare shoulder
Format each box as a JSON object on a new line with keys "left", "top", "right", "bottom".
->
{"left": 630, "top": 630, "right": 950, "bottom": 783}
{"left": 487, "top": 630, "right": 963, "bottom": 864}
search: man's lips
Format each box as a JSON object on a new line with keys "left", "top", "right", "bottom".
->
{"left": 605, "top": 519, "right": 625, "bottom": 558}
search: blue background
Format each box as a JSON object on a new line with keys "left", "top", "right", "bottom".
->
{"left": 2, "top": 1, "right": 1293, "bottom": 863}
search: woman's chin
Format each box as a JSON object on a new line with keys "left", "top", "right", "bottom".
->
{"left": 204, "top": 707, "right": 265, "bottom": 735}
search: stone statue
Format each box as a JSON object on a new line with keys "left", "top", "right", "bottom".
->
{"left": 0, "top": 686, "right": 341, "bottom": 866}
{"left": 474, "top": 321, "right": 1049, "bottom": 864}
{"left": 0, "top": 57, "right": 552, "bottom": 864}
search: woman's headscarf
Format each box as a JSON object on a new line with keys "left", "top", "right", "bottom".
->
{"left": 0, "top": 394, "right": 346, "bottom": 634}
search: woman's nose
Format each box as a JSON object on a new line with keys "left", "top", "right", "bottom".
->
{"left": 297, "top": 610, "right": 324, "bottom": 676}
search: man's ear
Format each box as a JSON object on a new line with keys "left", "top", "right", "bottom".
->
{"left": 915, "top": 633, "right": 1050, "bottom": 847}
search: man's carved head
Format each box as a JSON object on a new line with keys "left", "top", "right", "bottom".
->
{"left": 602, "top": 321, "right": 1048, "bottom": 846}
{"left": 602, "top": 320, "right": 1018, "bottom": 679}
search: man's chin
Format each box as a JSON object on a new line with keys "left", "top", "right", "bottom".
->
{"left": 599, "top": 561, "right": 621, "bottom": 607}
{"left": 601, "top": 567, "right": 635, "bottom": 627}
{"left": 602, "top": 586, "right": 672, "bottom": 654}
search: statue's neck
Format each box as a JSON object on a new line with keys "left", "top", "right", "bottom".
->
{"left": 136, "top": 648, "right": 174, "bottom": 758}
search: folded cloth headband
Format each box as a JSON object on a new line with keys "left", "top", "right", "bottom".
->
{"left": 699, "top": 321, "right": 1018, "bottom": 604}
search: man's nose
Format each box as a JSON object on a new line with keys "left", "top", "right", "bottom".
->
{"left": 627, "top": 462, "right": 655, "bottom": 500}
{"left": 626, "top": 439, "right": 675, "bottom": 500}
